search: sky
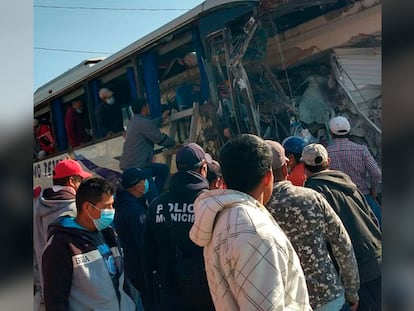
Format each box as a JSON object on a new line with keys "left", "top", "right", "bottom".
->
{"left": 34, "top": 0, "right": 205, "bottom": 91}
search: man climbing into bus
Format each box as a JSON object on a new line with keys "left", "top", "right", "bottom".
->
{"left": 119, "top": 98, "right": 176, "bottom": 202}
{"left": 96, "top": 87, "right": 124, "bottom": 138}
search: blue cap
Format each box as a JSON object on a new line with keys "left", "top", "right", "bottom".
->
{"left": 282, "top": 136, "right": 307, "bottom": 155}
{"left": 176, "top": 143, "right": 212, "bottom": 171}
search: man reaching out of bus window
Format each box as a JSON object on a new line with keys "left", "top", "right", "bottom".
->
{"left": 119, "top": 98, "right": 176, "bottom": 202}
{"left": 96, "top": 88, "right": 124, "bottom": 138}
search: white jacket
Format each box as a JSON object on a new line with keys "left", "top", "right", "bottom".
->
{"left": 190, "top": 189, "right": 312, "bottom": 311}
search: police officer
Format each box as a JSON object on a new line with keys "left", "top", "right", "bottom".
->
{"left": 141, "top": 143, "right": 215, "bottom": 311}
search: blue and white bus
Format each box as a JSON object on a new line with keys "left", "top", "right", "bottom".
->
{"left": 34, "top": 0, "right": 382, "bottom": 189}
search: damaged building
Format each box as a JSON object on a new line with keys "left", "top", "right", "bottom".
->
{"left": 195, "top": 0, "right": 381, "bottom": 164}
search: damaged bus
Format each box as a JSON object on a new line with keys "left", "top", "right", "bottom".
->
{"left": 34, "top": 0, "right": 382, "bottom": 189}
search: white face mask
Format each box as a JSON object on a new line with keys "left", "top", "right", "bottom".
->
{"left": 106, "top": 97, "right": 115, "bottom": 105}
{"left": 75, "top": 108, "right": 83, "bottom": 114}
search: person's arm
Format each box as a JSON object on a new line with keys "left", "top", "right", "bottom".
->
{"left": 363, "top": 146, "right": 382, "bottom": 199}
{"left": 42, "top": 235, "right": 73, "bottom": 311}
{"left": 320, "top": 195, "right": 360, "bottom": 307}
{"left": 152, "top": 110, "right": 170, "bottom": 127}
{"left": 144, "top": 120, "right": 176, "bottom": 148}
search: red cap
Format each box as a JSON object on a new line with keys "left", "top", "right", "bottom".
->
{"left": 53, "top": 159, "right": 92, "bottom": 179}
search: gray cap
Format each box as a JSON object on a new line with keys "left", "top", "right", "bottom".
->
{"left": 265, "top": 140, "right": 289, "bottom": 169}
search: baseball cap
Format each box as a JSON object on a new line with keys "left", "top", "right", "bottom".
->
{"left": 206, "top": 160, "right": 222, "bottom": 182}
{"left": 282, "top": 136, "right": 307, "bottom": 155}
{"left": 176, "top": 143, "right": 212, "bottom": 171}
{"left": 120, "top": 168, "right": 146, "bottom": 189}
{"left": 329, "top": 116, "right": 351, "bottom": 135}
{"left": 265, "top": 140, "right": 289, "bottom": 169}
{"left": 300, "top": 144, "right": 329, "bottom": 166}
{"left": 53, "top": 159, "right": 92, "bottom": 179}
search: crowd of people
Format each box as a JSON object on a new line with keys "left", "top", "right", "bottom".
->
{"left": 33, "top": 111, "right": 382, "bottom": 311}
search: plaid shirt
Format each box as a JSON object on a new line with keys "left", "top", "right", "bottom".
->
{"left": 190, "top": 189, "right": 312, "bottom": 311}
{"left": 327, "top": 138, "right": 381, "bottom": 195}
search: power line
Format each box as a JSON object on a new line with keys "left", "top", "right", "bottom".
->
{"left": 34, "top": 5, "right": 190, "bottom": 11}
{"left": 34, "top": 47, "right": 112, "bottom": 54}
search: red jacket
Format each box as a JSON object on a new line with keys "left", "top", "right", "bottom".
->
{"left": 36, "top": 124, "right": 55, "bottom": 154}
{"left": 64, "top": 107, "right": 90, "bottom": 148}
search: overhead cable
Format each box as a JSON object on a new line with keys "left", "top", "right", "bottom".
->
{"left": 34, "top": 5, "right": 190, "bottom": 11}
{"left": 34, "top": 47, "right": 112, "bottom": 54}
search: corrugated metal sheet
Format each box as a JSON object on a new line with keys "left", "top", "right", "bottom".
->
{"left": 332, "top": 47, "right": 381, "bottom": 104}
{"left": 331, "top": 47, "right": 382, "bottom": 134}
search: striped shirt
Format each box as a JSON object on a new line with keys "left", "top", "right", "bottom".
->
{"left": 327, "top": 138, "right": 381, "bottom": 195}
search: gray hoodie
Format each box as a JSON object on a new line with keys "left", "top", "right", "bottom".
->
{"left": 33, "top": 186, "right": 77, "bottom": 291}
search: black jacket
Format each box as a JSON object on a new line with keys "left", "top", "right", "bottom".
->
{"left": 113, "top": 191, "right": 147, "bottom": 287}
{"left": 95, "top": 100, "right": 123, "bottom": 137}
{"left": 113, "top": 190, "right": 155, "bottom": 310}
{"left": 142, "top": 170, "right": 213, "bottom": 311}
{"left": 305, "top": 170, "right": 382, "bottom": 283}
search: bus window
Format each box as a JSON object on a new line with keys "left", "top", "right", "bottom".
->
{"left": 93, "top": 63, "right": 138, "bottom": 138}
{"left": 34, "top": 111, "right": 56, "bottom": 158}
{"left": 122, "top": 106, "right": 133, "bottom": 129}
{"left": 63, "top": 88, "right": 92, "bottom": 148}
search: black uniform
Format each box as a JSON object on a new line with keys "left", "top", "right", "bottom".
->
{"left": 113, "top": 190, "right": 155, "bottom": 311}
{"left": 142, "top": 170, "right": 214, "bottom": 311}
{"left": 95, "top": 100, "right": 123, "bottom": 138}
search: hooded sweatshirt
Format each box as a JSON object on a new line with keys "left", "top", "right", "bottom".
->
{"left": 42, "top": 216, "right": 136, "bottom": 311}
{"left": 33, "top": 186, "right": 77, "bottom": 290}
{"left": 304, "top": 170, "right": 382, "bottom": 283}
{"left": 189, "top": 189, "right": 312, "bottom": 311}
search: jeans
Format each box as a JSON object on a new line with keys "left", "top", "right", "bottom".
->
{"left": 140, "top": 163, "right": 170, "bottom": 203}
{"left": 364, "top": 194, "right": 382, "bottom": 228}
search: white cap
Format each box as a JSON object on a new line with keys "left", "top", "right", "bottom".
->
{"left": 329, "top": 116, "right": 350, "bottom": 135}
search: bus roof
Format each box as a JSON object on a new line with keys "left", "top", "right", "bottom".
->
{"left": 34, "top": 0, "right": 260, "bottom": 106}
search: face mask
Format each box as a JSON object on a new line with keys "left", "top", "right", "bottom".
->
{"left": 144, "top": 179, "right": 149, "bottom": 194}
{"left": 106, "top": 97, "right": 115, "bottom": 105}
{"left": 88, "top": 204, "right": 115, "bottom": 231}
{"left": 75, "top": 108, "right": 83, "bottom": 114}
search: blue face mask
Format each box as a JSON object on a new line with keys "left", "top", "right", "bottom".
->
{"left": 144, "top": 179, "right": 149, "bottom": 194}
{"left": 88, "top": 203, "right": 115, "bottom": 231}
